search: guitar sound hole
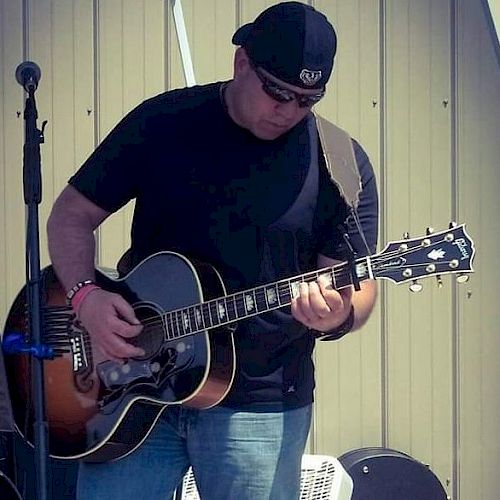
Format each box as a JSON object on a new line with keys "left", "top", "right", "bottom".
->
{"left": 128, "top": 303, "right": 165, "bottom": 359}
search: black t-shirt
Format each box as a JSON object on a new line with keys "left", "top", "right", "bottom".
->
{"left": 69, "top": 82, "right": 378, "bottom": 410}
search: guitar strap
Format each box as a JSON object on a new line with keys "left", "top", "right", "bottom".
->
{"left": 312, "top": 113, "right": 372, "bottom": 256}
{"left": 313, "top": 112, "right": 361, "bottom": 211}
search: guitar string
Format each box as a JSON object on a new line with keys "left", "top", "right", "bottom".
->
{"left": 40, "top": 266, "right": 354, "bottom": 351}
{"left": 138, "top": 267, "right": 354, "bottom": 330}
{"left": 136, "top": 235, "right": 457, "bottom": 335}
{"left": 41, "top": 236, "right": 462, "bottom": 351}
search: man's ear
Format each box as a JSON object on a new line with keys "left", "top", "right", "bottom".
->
{"left": 233, "top": 47, "right": 252, "bottom": 78}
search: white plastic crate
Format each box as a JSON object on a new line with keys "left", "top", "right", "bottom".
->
{"left": 299, "top": 454, "right": 353, "bottom": 500}
{"left": 178, "top": 453, "right": 353, "bottom": 500}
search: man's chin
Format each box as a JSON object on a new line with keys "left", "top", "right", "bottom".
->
{"left": 252, "top": 123, "right": 289, "bottom": 141}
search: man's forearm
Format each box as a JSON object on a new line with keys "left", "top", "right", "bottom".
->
{"left": 350, "top": 279, "right": 377, "bottom": 330}
{"left": 47, "top": 186, "right": 110, "bottom": 293}
{"left": 47, "top": 212, "right": 98, "bottom": 292}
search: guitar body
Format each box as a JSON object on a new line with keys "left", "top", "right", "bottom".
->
{"left": 3, "top": 252, "right": 235, "bottom": 462}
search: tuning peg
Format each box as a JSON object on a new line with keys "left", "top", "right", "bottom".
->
{"left": 409, "top": 280, "right": 423, "bottom": 293}
{"left": 456, "top": 273, "right": 469, "bottom": 284}
{"left": 436, "top": 275, "right": 443, "bottom": 288}
{"left": 426, "top": 227, "right": 435, "bottom": 235}
{"left": 403, "top": 232, "right": 410, "bottom": 239}
{"left": 449, "top": 221, "right": 458, "bottom": 228}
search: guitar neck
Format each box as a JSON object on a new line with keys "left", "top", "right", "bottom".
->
{"left": 162, "top": 257, "right": 372, "bottom": 339}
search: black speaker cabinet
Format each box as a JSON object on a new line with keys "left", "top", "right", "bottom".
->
{"left": 339, "top": 447, "right": 447, "bottom": 500}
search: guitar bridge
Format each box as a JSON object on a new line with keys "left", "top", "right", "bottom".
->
{"left": 70, "top": 332, "right": 87, "bottom": 372}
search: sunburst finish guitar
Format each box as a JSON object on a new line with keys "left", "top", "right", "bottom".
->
{"left": 2, "top": 224, "right": 475, "bottom": 462}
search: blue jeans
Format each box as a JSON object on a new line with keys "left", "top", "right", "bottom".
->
{"left": 77, "top": 404, "right": 312, "bottom": 500}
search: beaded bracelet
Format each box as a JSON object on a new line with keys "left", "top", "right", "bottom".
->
{"left": 66, "top": 280, "right": 95, "bottom": 306}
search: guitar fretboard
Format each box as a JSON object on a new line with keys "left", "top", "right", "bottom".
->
{"left": 160, "top": 257, "right": 372, "bottom": 340}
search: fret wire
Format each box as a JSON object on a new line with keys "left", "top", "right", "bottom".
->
{"left": 232, "top": 294, "right": 239, "bottom": 318}
{"left": 283, "top": 280, "right": 294, "bottom": 302}
{"left": 176, "top": 310, "right": 184, "bottom": 336}
{"left": 207, "top": 301, "right": 216, "bottom": 326}
{"left": 224, "top": 298, "right": 230, "bottom": 321}
{"left": 164, "top": 314, "right": 174, "bottom": 340}
{"left": 331, "top": 268, "right": 337, "bottom": 288}
{"left": 240, "top": 293, "right": 246, "bottom": 316}
{"left": 179, "top": 310, "right": 185, "bottom": 335}
{"left": 199, "top": 304, "right": 207, "bottom": 330}
{"left": 192, "top": 305, "right": 201, "bottom": 331}
{"left": 182, "top": 309, "right": 188, "bottom": 334}
{"left": 187, "top": 307, "right": 196, "bottom": 333}
{"left": 231, "top": 295, "right": 237, "bottom": 318}
{"left": 203, "top": 302, "right": 213, "bottom": 329}
{"left": 154, "top": 260, "right": 366, "bottom": 336}
{"left": 231, "top": 294, "right": 238, "bottom": 320}
{"left": 189, "top": 308, "right": 195, "bottom": 332}
{"left": 255, "top": 287, "right": 267, "bottom": 312}
{"left": 180, "top": 310, "right": 187, "bottom": 334}
{"left": 168, "top": 312, "right": 177, "bottom": 338}
{"left": 224, "top": 296, "right": 231, "bottom": 321}
{"left": 252, "top": 289, "right": 258, "bottom": 312}
{"left": 163, "top": 313, "right": 170, "bottom": 339}
{"left": 209, "top": 300, "right": 219, "bottom": 326}
{"left": 262, "top": 285, "right": 270, "bottom": 309}
{"left": 217, "top": 299, "right": 225, "bottom": 324}
{"left": 167, "top": 312, "right": 175, "bottom": 339}
{"left": 185, "top": 308, "right": 193, "bottom": 333}
{"left": 242, "top": 291, "right": 248, "bottom": 315}
{"left": 275, "top": 283, "right": 283, "bottom": 305}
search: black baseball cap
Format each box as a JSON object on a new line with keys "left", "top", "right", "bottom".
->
{"left": 232, "top": 2, "right": 337, "bottom": 90}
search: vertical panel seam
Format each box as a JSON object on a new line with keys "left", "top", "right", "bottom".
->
{"left": 72, "top": 0, "right": 77, "bottom": 188}
{"left": 50, "top": 0, "right": 55, "bottom": 199}
{"left": 379, "top": 0, "right": 388, "bottom": 448}
{"left": 93, "top": 0, "right": 102, "bottom": 264}
{"left": 309, "top": 0, "right": 317, "bottom": 453}
{"left": 22, "top": 0, "right": 28, "bottom": 59}
{"left": 450, "top": 1, "right": 459, "bottom": 499}
{"left": 165, "top": 0, "right": 170, "bottom": 90}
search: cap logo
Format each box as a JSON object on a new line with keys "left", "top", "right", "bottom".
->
{"left": 300, "top": 69, "right": 322, "bottom": 86}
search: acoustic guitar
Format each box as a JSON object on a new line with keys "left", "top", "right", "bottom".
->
{"left": 2, "top": 224, "right": 474, "bottom": 463}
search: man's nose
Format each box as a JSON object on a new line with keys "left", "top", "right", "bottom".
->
{"left": 275, "top": 98, "right": 300, "bottom": 119}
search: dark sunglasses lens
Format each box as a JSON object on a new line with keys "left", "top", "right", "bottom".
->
{"left": 263, "top": 82, "right": 294, "bottom": 103}
{"left": 298, "top": 93, "right": 324, "bottom": 107}
{"left": 256, "top": 67, "right": 325, "bottom": 107}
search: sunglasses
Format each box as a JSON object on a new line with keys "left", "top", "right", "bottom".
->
{"left": 251, "top": 64, "right": 325, "bottom": 108}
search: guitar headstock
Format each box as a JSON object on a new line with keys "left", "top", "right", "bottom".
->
{"left": 369, "top": 223, "right": 475, "bottom": 287}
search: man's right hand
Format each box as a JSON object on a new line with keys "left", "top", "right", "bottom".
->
{"left": 77, "top": 288, "right": 145, "bottom": 361}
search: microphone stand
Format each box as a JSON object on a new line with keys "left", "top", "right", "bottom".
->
{"left": 21, "top": 81, "right": 50, "bottom": 500}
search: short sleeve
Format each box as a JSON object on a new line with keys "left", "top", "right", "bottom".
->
{"left": 69, "top": 101, "right": 152, "bottom": 212}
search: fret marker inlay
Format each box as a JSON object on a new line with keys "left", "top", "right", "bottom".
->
{"left": 266, "top": 288, "right": 277, "bottom": 305}
{"left": 244, "top": 294, "right": 255, "bottom": 312}
{"left": 195, "top": 307, "right": 203, "bottom": 328}
{"left": 218, "top": 303, "right": 226, "bottom": 320}
{"left": 182, "top": 312, "right": 190, "bottom": 331}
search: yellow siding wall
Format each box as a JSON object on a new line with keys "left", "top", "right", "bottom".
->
{"left": 0, "top": 1, "right": 499, "bottom": 499}
{"left": 383, "top": 0, "right": 455, "bottom": 488}
{"left": 457, "top": 1, "right": 500, "bottom": 499}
